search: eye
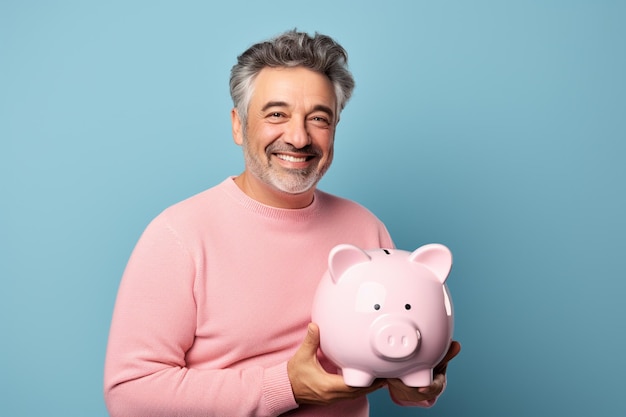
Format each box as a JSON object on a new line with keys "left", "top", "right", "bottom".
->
{"left": 266, "top": 112, "right": 288, "bottom": 124}
{"left": 309, "top": 115, "right": 331, "bottom": 127}
{"left": 405, "top": 304, "right": 412, "bottom": 310}
{"left": 374, "top": 304, "right": 381, "bottom": 311}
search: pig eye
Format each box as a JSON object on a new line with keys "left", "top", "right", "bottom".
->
{"left": 405, "top": 304, "right": 412, "bottom": 310}
{"left": 374, "top": 304, "right": 381, "bottom": 310}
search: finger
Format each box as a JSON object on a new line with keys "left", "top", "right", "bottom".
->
{"left": 446, "top": 341, "right": 461, "bottom": 360}
{"left": 441, "top": 341, "right": 461, "bottom": 363}
{"left": 434, "top": 340, "right": 461, "bottom": 375}
{"left": 385, "top": 378, "right": 405, "bottom": 389}
{"left": 417, "top": 373, "right": 445, "bottom": 395}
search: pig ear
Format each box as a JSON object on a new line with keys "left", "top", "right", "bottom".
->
{"left": 408, "top": 244, "right": 453, "bottom": 284}
{"left": 328, "top": 244, "right": 372, "bottom": 284}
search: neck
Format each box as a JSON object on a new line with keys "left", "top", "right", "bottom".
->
{"left": 233, "top": 172, "right": 315, "bottom": 209}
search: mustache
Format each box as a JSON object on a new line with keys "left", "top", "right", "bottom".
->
{"left": 266, "top": 142, "right": 323, "bottom": 157}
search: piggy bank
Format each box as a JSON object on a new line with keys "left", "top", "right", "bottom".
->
{"left": 311, "top": 243, "right": 454, "bottom": 387}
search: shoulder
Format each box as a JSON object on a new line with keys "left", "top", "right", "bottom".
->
{"left": 315, "top": 189, "right": 379, "bottom": 218}
{"left": 314, "top": 189, "right": 394, "bottom": 248}
{"left": 315, "top": 189, "right": 390, "bottom": 231}
{"left": 144, "top": 180, "right": 230, "bottom": 236}
{"left": 162, "top": 177, "right": 235, "bottom": 218}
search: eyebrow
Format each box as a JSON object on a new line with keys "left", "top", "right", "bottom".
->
{"left": 311, "top": 104, "right": 336, "bottom": 119}
{"left": 260, "top": 101, "right": 289, "bottom": 112}
{"left": 261, "top": 101, "right": 336, "bottom": 119}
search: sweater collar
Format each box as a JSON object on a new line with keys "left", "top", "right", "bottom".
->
{"left": 221, "top": 176, "right": 322, "bottom": 221}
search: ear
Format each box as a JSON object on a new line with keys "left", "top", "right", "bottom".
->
{"left": 328, "top": 244, "right": 371, "bottom": 284}
{"left": 231, "top": 108, "right": 244, "bottom": 146}
{"left": 408, "top": 244, "right": 453, "bottom": 284}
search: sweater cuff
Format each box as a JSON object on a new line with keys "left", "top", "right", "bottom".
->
{"left": 262, "top": 361, "right": 299, "bottom": 416}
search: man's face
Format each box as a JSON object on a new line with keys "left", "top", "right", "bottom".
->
{"left": 232, "top": 66, "right": 337, "bottom": 200}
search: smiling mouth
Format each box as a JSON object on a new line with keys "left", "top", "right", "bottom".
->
{"left": 275, "top": 153, "right": 310, "bottom": 163}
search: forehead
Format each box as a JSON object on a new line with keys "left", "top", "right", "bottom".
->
{"left": 250, "top": 66, "right": 337, "bottom": 110}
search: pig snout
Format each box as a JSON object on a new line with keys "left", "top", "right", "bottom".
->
{"left": 370, "top": 317, "right": 420, "bottom": 360}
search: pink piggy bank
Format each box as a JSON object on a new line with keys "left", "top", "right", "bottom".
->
{"left": 311, "top": 243, "right": 454, "bottom": 387}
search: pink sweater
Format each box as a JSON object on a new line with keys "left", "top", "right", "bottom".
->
{"left": 104, "top": 177, "right": 396, "bottom": 416}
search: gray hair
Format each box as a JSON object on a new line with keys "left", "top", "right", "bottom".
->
{"left": 229, "top": 30, "right": 355, "bottom": 128}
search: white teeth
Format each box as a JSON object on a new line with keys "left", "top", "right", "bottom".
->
{"left": 277, "top": 154, "right": 307, "bottom": 163}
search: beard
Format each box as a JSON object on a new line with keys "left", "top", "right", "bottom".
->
{"left": 241, "top": 136, "right": 333, "bottom": 195}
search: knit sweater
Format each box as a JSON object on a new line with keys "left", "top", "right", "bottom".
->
{"left": 104, "top": 177, "right": 401, "bottom": 416}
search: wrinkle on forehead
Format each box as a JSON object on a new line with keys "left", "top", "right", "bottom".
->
{"left": 251, "top": 67, "right": 337, "bottom": 120}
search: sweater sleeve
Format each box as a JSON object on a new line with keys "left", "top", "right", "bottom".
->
{"left": 103, "top": 215, "right": 299, "bottom": 417}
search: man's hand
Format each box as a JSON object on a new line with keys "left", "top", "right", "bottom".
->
{"left": 387, "top": 341, "right": 461, "bottom": 404}
{"left": 287, "top": 323, "right": 385, "bottom": 406}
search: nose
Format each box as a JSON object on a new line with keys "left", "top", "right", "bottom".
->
{"left": 284, "top": 118, "right": 311, "bottom": 149}
{"left": 371, "top": 318, "right": 420, "bottom": 360}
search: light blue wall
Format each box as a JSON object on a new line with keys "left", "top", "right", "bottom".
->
{"left": 2, "top": 1, "right": 624, "bottom": 416}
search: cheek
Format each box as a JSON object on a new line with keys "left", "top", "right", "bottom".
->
{"left": 314, "top": 130, "right": 335, "bottom": 154}
{"left": 252, "top": 125, "right": 284, "bottom": 148}
{"left": 243, "top": 130, "right": 268, "bottom": 154}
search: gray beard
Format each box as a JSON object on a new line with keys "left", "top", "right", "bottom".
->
{"left": 241, "top": 137, "right": 332, "bottom": 194}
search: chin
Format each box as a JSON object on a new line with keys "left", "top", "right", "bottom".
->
{"left": 271, "top": 176, "right": 320, "bottom": 195}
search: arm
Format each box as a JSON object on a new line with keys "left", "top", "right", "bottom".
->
{"left": 387, "top": 341, "right": 461, "bottom": 407}
{"left": 103, "top": 217, "right": 298, "bottom": 417}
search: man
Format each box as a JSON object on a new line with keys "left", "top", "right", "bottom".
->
{"left": 104, "top": 29, "right": 460, "bottom": 417}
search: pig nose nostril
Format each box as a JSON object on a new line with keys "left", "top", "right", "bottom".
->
{"left": 388, "top": 335, "right": 411, "bottom": 347}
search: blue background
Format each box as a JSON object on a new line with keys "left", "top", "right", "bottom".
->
{"left": 2, "top": 1, "right": 625, "bottom": 416}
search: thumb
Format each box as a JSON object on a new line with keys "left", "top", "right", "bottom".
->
{"left": 301, "top": 323, "right": 321, "bottom": 354}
